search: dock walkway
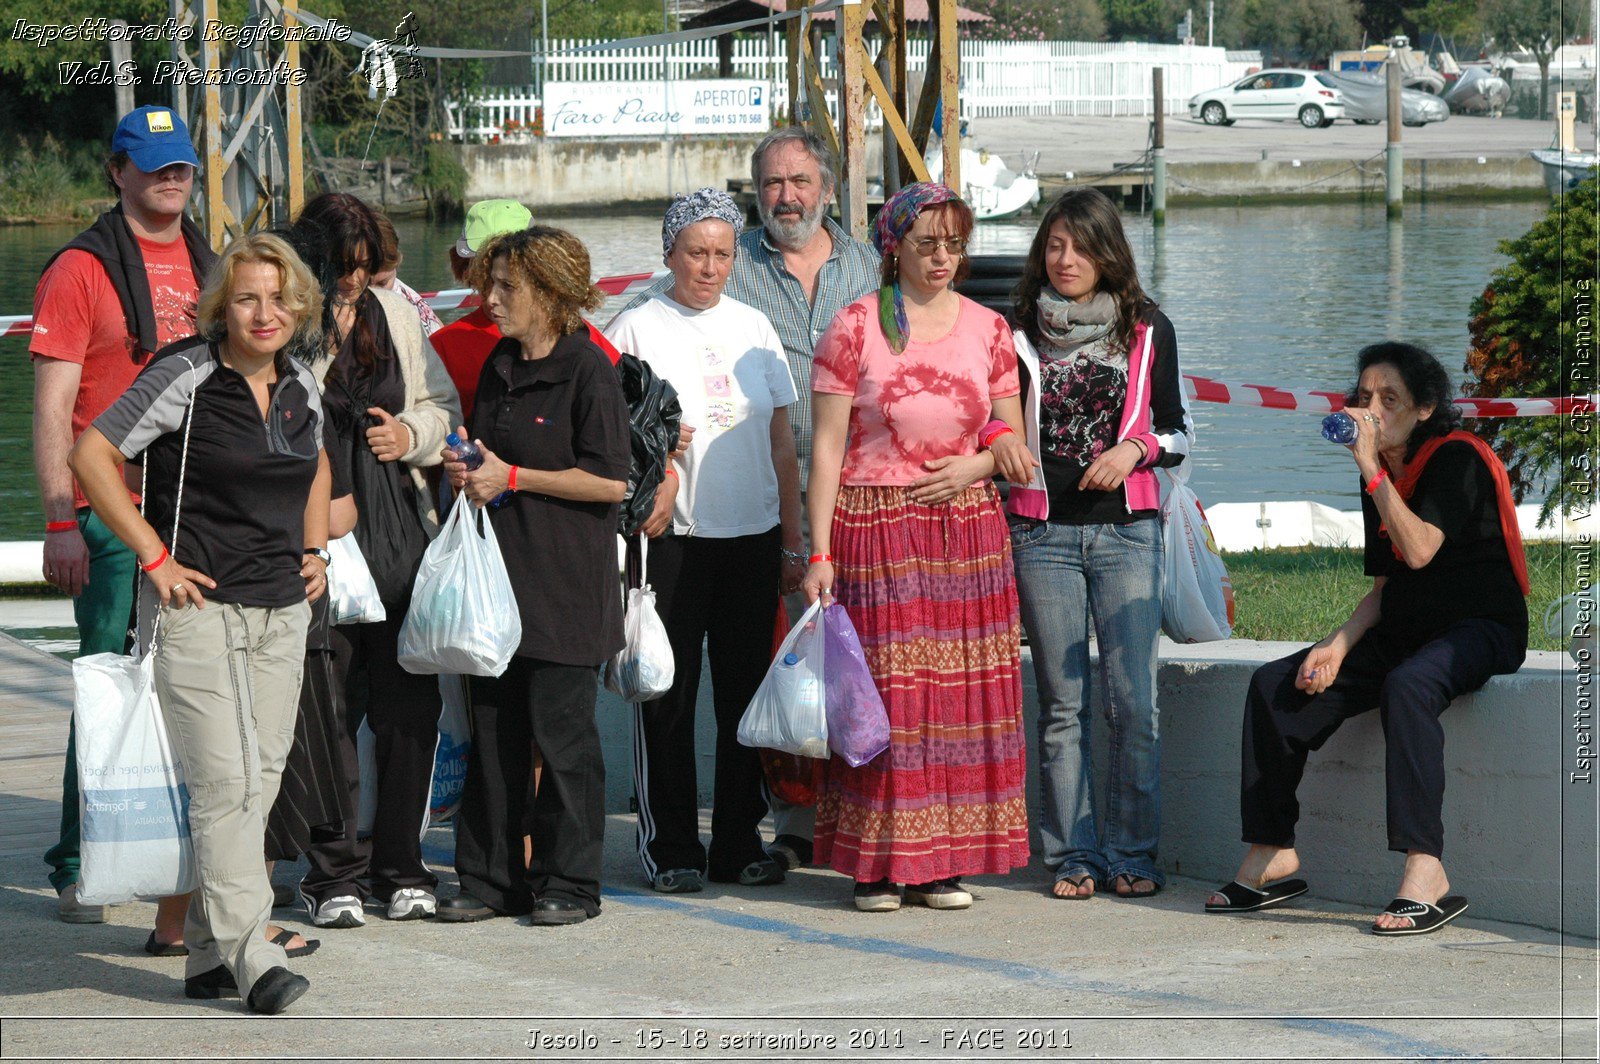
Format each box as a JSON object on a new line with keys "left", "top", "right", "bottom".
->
{"left": 0, "top": 632, "right": 1594, "bottom": 1061}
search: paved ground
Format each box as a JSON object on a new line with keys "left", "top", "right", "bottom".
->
{"left": 2, "top": 626, "right": 1595, "bottom": 1061}
{"left": 974, "top": 113, "right": 1589, "bottom": 174}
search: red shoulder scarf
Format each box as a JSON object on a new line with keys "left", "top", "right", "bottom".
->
{"left": 1385, "top": 430, "right": 1529, "bottom": 595}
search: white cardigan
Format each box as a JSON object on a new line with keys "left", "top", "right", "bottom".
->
{"left": 306, "top": 285, "right": 462, "bottom": 535}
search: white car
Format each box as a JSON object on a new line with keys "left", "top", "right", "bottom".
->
{"left": 1189, "top": 69, "right": 1347, "bottom": 129}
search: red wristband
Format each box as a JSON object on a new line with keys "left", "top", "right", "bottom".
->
{"left": 1365, "top": 469, "right": 1389, "bottom": 495}
{"left": 664, "top": 467, "right": 678, "bottom": 480}
{"left": 809, "top": 553, "right": 833, "bottom": 564}
{"left": 45, "top": 520, "right": 77, "bottom": 534}
{"left": 140, "top": 546, "right": 169, "bottom": 573}
{"left": 508, "top": 465, "right": 519, "bottom": 492}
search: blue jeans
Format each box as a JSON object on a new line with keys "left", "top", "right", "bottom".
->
{"left": 1010, "top": 516, "right": 1165, "bottom": 887}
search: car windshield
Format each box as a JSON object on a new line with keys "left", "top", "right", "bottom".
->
{"left": 1315, "top": 73, "right": 1338, "bottom": 87}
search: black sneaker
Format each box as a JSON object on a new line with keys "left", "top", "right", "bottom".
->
{"left": 765, "top": 834, "right": 814, "bottom": 871}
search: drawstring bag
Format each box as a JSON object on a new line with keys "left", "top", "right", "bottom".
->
{"left": 1157, "top": 465, "right": 1235, "bottom": 643}
{"left": 74, "top": 356, "right": 201, "bottom": 904}
{"left": 326, "top": 533, "right": 386, "bottom": 625}
{"left": 821, "top": 604, "right": 890, "bottom": 767}
{"left": 603, "top": 535, "right": 675, "bottom": 703}
{"left": 738, "top": 599, "right": 829, "bottom": 758}
{"left": 397, "top": 494, "right": 521, "bottom": 677}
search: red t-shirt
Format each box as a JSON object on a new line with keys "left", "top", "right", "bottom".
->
{"left": 30, "top": 237, "right": 200, "bottom": 508}
{"left": 432, "top": 308, "right": 621, "bottom": 424}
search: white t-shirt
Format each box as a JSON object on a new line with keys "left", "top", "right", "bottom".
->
{"left": 605, "top": 292, "right": 796, "bottom": 538}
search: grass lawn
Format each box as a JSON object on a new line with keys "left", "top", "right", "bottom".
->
{"left": 1224, "top": 542, "right": 1571, "bottom": 651}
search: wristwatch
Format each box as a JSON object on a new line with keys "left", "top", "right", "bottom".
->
{"left": 305, "top": 547, "right": 332, "bottom": 565}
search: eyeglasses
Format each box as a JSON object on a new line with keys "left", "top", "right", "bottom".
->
{"left": 906, "top": 237, "right": 967, "bottom": 257}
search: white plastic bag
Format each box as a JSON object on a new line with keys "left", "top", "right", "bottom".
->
{"left": 737, "top": 599, "right": 829, "bottom": 758}
{"left": 326, "top": 533, "right": 386, "bottom": 625}
{"left": 398, "top": 495, "right": 521, "bottom": 677}
{"left": 1158, "top": 467, "right": 1235, "bottom": 643}
{"left": 73, "top": 652, "right": 198, "bottom": 903}
{"left": 603, "top": 536, "right": 675, "bottom": 702}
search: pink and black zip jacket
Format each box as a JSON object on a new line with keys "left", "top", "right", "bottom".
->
{"left": 1005, "top": 309, "right": 1194, "bottom": 520}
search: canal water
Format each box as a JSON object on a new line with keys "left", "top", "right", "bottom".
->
{"left": 0, "top": 199, "right": 1552, "bottom": 649}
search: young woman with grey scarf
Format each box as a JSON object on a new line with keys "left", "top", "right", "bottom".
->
{"left": 994, "top": 189, "right": 1194, "bottom": 901}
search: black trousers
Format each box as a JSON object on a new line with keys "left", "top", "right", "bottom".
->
{"left": 1241, "top": 617, "right": 1525, "bottom": 859}
{"left": 302, "top": 613, "right": 441, "bottom": 902}
{"left": 455, "top": 658, "right": 605, "bottom": 916}
{"left": 633, "top": 529, "right": 779, "bottom": 881}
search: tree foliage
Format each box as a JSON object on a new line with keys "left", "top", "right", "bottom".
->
{"left": 1463, "top": 176, "right": 1599, "bottom": 523}
{"left": 1478, "top": 0, "right": 1589, "bottom": 118}
{"left": 1103, "top": 0, "right": 1185, "bottom": 42}
{"left": 968, "top": 0, "right": 1106, "bottom": 41}
{"left": 1235, "top": 0, "right": 1363, "bottom": 63}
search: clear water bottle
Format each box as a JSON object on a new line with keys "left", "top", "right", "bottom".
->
{"left": 446, "top": 432, "right": 511, "bottom": 507}
{"left": 1321, "top": 411, "right": 1359, "bottom": 446}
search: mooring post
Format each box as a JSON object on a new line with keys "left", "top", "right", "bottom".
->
{"left": 1152, "top": 67, "right": 1167, "bottom": 226}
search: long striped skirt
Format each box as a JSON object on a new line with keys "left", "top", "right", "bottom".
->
{"left": 814, "top": 481, "right": 1030, "bottom": 885}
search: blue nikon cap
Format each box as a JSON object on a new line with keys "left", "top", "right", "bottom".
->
{"left": 112, "top": 106, "right": 200, "bottom": 173}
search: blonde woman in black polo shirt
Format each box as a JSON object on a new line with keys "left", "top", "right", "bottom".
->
{"left": 437, "top": 227, "right": 631, "bottom": 926}
{"left": 70, "top": 233, "right": 330, "bottom": 1014}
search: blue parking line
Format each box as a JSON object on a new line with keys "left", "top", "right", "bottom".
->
{"left": 421, "top": 840, "right": 1463, "bottom": 1058}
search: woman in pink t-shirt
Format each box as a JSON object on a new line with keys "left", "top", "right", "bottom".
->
{"left": 802, "top": 183, "right": 1038, "bottom": 912}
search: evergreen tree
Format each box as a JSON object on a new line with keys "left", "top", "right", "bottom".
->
{"left": 1464, "top": 175, "right": 1599, "bottom": 523}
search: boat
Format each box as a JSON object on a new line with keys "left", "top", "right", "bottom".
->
{"left": 1443, "top": 66, "right": 1511, "bottom": 116}
{"left": 922, "top": 144, "right": 1041, "bottom": 220}
{"left": 1530, "top": 148, "right": 1598, "bottom": 196}
{"left": 1329, "top": 36, "right": 1447, "bottom": 95}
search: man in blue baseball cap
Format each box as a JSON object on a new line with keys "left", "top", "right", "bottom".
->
{"left": 31, "top": 104, "right": 214, "bottom": 934}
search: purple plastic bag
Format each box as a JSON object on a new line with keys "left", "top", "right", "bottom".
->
{"left": 822, "top": 604, "right": 890, "bottom": 767}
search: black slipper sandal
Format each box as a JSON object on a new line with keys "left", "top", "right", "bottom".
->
{"left": 269, "top": 927, "right": 321, "bottom": 958}
{"left": 1111, "top": 873, "right": 1163, "bottom": 899}
{"left": 1051, "top": 873, "right": 1096, "bottom": 900}
{"left": 1205, "top": 878, "right": 1309, "bottom": 913}
{"left": 1370, "top": 895, "right": 1468, "bottom": 936}
{"left": 142, "top": 930, "right": 188, "bottom": 957}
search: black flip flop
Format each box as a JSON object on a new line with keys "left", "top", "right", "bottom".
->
{"left": 143, "top": 931, "right": 188, "bottom": 957}
{"left": 1051, "top": 873, "right": 1096, "bottom": 901}
{"left": 1370, "top": 895, "right": 1468, "bottom": 936}
{"left": 1111, "top": 873, "right": 1163, "bottom": 899}
{"left": 269, "top": 927, "right": 321, "bottom": 958}
{"left": 1205, "top": 878, "right": 1309, "bottom": 913}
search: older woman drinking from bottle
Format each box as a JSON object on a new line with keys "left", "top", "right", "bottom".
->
{"left": 69, "top": 232, "right": 330, "bottom": 1013}
{"left": 1206, "top": 343, "right": 1527, "bottom": 936}
{"left": 604, "top": 188, "right": 803, "bottom": 894}
{"left": 800, "top": 182, "right": 1035, "bottom": 913}
{"left": 438, "top": 226, "right": 630, "bottom": 926}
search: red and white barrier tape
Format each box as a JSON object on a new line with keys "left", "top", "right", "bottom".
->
{"left": 0, "top": 269, "right": 668, "bottom": 337}
{"left": 1182, "top": 374, "right": 1593, "bottom": 418}
{"left": 2, "top": 295, "right": 1591, "bottom": 418}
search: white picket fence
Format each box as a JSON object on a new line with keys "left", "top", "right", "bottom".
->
{"left": 445, "top": 38, "right": 1255, "bottom": 139}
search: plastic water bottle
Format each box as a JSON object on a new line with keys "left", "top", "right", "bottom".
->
{"left": 446, "top": 432, "right": 511, "bottom": 508}
{"left": 1321, "top": 411, "right": 1359, "bottom": 446}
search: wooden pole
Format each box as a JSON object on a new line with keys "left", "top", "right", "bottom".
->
{"left": 838, "top": 0, "right": 869, "bottom": 238}
{"left": 285, "top": 0, "right": 304, "bottom": 221}
{"left": 109, "top": 21, "right": 135, "bottom": 120}
{"left": 1386, "top": 55, "right": 1402, "bottom": 220}
{"left": 1152, "top": 67, "right": 1166, "bottom": 225}
{"left": 889, "top": 0, "right": 909, "bottom": 187}
{"left": 201, "top": 0, "right": 227, "bottom": 248}
{"left": 936, "top": 0, "right": 959, "bottom": 193}
{"left": 785, "top": 0, "right": 802, "bottom": 125}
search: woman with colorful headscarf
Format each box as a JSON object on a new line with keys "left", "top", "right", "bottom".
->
{"left": 604, "top": 188, "right": 805, "bottom": 894}
{"left": 800, "top": 182, "right": 1035, "bottom": 912}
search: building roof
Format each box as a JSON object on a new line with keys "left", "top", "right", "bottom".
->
{"left": 684, "top": 0, "right": 991, "bottom": 30}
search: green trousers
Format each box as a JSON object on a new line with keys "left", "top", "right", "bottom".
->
{"left": 44, "top": 509, "right": 137, "bottom": 894}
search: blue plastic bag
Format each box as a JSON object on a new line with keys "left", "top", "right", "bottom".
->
{"left": 822, "top": 604, "right": 890, "bottom": 767}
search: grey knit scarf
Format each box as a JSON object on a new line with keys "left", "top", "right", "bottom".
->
{"left": 1035, "top": 288, "right": 1123, "bottom": 367}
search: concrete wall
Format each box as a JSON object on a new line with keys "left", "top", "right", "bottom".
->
{"left": 594, "top": 640, "right": 1593, "bottom": 936}
{"left": 1168, "top": 155, "right": 1546, "bottom": 200}
{"left": 463, "top": 137, "right": 765, "bottom": 208}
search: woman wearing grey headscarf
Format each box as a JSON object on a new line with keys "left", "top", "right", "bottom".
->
{"left": 604, "top": 188, "right": 804, "bottom": 894}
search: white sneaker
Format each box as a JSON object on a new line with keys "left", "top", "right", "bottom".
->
{"left": 303, "top": 889, "right": 365, "bottom": 929}
{"left": 385, "top": 888, "right": 437, "bottom": 921}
